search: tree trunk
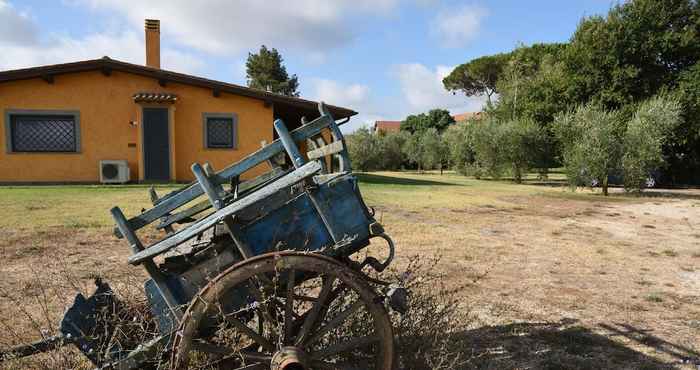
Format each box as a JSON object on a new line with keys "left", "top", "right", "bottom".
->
{"left": 513, "top": 166, "right": 523, "bottom": 184}
{"left": 602, "top": 176, "right": 609, "bottom": 196}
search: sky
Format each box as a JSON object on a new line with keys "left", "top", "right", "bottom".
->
{"left": 0, "top": 0, "right": 614, "bottom": 132}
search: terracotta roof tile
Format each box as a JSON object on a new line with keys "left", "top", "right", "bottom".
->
{"left": 374, "top": 120, "right": 401, "bottom": 133}
{"left": 452, "top": 112, "right": 485, "bottom": 122}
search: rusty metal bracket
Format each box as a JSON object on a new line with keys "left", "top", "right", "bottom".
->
{"left": 359, "top": 232, "right": 395, "bottom": 273}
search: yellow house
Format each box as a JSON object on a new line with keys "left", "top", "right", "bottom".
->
{"left": 0, "top": 19, "right": 355, "bottom": 183}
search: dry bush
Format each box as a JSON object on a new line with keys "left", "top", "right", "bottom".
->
{"left": 0, "top": 266, "right": 159, "bottom": 370}
{"left": 383, "top": 255, "right": 476, "bottom": 370}
{"left": 0, "top": 254, "right": 478, "bottom": 370}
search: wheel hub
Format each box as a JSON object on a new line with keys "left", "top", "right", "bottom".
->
{"left": 271, "top": 346, "right": 309, "bottom": 370}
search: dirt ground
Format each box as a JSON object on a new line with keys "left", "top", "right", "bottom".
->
{"left": 375, "top": 186, "right": 700, "bottom": 369}
{"left": 0, "top": 176, "right": 699, "bottom": 369}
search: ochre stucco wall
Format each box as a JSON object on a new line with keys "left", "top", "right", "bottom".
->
{"left": 0, "top": 70, "right": 273, "bottom": 182}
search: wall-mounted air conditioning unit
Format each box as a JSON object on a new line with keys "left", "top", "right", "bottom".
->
{"left": 100, "top": 160, "right": 130, "bottom": 184}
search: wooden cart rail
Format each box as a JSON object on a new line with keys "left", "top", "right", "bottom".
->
{"left": 115, "top": 112, "right": 338, "bottom": 238}
{"left": 128, "top": 160, "right": 323, "bottom": 265}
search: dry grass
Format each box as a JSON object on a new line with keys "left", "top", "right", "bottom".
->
{"left": 1, "top": 172, "right": 699, "bottom": 369}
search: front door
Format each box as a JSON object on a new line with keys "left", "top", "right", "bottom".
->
{"left": 143, "top": 107, "right": 170, "bottom": 181}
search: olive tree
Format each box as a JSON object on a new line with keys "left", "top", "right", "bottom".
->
{"left": 402, "top": 133, "right": 424, "bottom": 172}
{"left": 445, "top": 122, "right": 477, "bottom": 174}
{"left": 346, "top": 126, "right": 379, "bottom": 171}
{"left": 471, "top": 119, "right": 507, "bottom": 179}
{"left": 419, "top": 128, "right": 448, "bottom": 172}
{"left": 553, "top": 104, "right": 624, "bottom": 195}
{"left": 499, "top": 119, "right": 546, "bottom": 183}
{"left": 622, "top": 96, "right": 682, "bottom": 191}
{"left": 377, "top": 131, "right": 410, "bottom": 170}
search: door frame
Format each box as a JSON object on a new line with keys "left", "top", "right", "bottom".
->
{"left": 137, "top": 104, "right": 176, "bottom": 182}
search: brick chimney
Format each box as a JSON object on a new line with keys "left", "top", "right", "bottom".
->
{"left": 145, "top": 19, "right": 160, "bottom": 69}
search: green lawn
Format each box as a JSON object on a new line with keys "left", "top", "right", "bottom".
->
{"left": 0, "top": 184, "right": 180, "bottom": 229}
{"left": 0, "top": 171, "right": 609, "bottom": 230}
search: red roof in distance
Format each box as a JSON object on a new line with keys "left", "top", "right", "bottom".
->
{"left": 373, "top": 120, "right": 402, "bottom": 133}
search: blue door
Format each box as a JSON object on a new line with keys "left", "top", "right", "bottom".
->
{"left": 143, "top": 108, "right": 170, "bottom": 181}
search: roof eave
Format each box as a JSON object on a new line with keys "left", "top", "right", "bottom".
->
{"left": 0, "top": 57, "right": 358, "bottom": 120}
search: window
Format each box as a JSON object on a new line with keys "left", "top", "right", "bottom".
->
{"left": 6, "top": 111, "right": 80, "bottom": 153}
{"left": 203, "top": 113, "right": 237, "bottom": 149}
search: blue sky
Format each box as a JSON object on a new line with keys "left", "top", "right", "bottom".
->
{"left": 0, "top": 1, "right": 613, "bottom": 131}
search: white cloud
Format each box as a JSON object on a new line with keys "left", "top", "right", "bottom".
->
{"left": 0, "top": 2, "right": 204, "bottom": 73}
{"left": 309, "top": 78, "right": 370, "bottom": 108}
{"left": 394, "top": 63, "right": 486, "bottom": 114}
{"left": 78, "top": 0, "right": 401, "bottom": 56}
{"left": 308, "top": 77, "right": 385, "bottom": 132}
{"left": 0, "top": 0, "right": 38, "bottom": 45}
{"left": 0, "top": 30, "right": 204, "bottom": 73}
{"left": 432, "top": 4, "right": 487, "bottom": 47}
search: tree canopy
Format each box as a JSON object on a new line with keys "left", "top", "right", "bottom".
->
{"left": 401, "top": 109, "right": 455, "bottom": 134}
{"left": 445, "top": 0, "right": 700, "bottom": 184}
{"left": 246, "top": 45, "right": 299, "bottom": 97}
{"left": 442, "top": 54, "right": 508, "bottom": 105}
{"left": 564, "top": 0, "right": 700, "bottom": 109}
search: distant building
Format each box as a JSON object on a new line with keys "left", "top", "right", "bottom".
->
{"left": 373, "top": 112, "right": 483, "bottom": 135}
{"left": 373, "top": 120, "right": 402, "bottom": 134}
{"left": 452, "top": 112, "right": 485, "bottom": 122}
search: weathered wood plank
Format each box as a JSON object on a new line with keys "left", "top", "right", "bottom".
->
{"left": 192, "top": 163, "right": 256, "bottom": 260}
{"left": 156, "top": 166, "right": 289, "bottom": 230}
{"left": 111, "top": 207, "right": 182, "bottom": 317}
{"left": 307, "top": 140, "right": 344, "bottom": 160}
{"left": 128, "top": 160, "right": 322, "bottom": 265}
{"left": 274, "top": 119, "right": 305, "bottom": 168}
{"left": 319, "top": 102, "right": 351, "bottom": 172}
{"left": 115, "top": 114, "right": 334, "bottom": 237}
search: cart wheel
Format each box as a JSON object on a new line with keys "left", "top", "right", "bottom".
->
{"left": 171, "top": 251, "right": 394, "bottom": 370}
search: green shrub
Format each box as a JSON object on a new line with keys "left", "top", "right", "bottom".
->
{"left": 622, "top": 96, "right": 681, "bottom": 191}
{"left": 553, "top": 104, "right": 624, "bottom": 195}
{"left": 445, "top": 122, "right": 477, "bottom": 175}
{"left": 346, "top": 126, "right": 380, "bottom": 171}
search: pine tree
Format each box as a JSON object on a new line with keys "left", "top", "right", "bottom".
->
{"left": 246, "top": 45, "right": 299, "bottom": 97}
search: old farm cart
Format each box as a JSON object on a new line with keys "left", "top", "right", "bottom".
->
{"left": 0, "top": 103, "right": 403, "bottom": 370}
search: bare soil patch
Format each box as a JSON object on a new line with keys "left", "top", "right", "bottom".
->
{"left": 378, "top": 191, "right": 700, "bottom": 368}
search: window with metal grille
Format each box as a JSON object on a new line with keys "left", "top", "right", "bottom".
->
{"left": 204, "top": 114, "right": 237, "bottom": 149}
{"left": 9, "top": 114, "right": 79, "bottom": 152}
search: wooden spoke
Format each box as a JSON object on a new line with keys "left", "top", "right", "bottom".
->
{"left": 222, "top": 314, "right": 275, "bottom": 352}
{"left": 170, "top": 252, "right": 394, "bottom": 370}
{"left": 312, "top": 335, "right": 379, "bottom": 360}
{"left": 283, "top": 268, "right": 296, "bottom": 345}
{"left": 295, "top": 277, "right": 335, "bottom": 346}
{"left": 305, "top": 300, "right": 364, "bottom": 346}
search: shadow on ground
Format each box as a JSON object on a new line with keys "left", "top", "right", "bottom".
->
{"left": 356, "top": 173, "right": 456, "bottom": 186}
{"left": 616, "top": 189, "right": 700, "bottom": 201}
{"left": 451, "top": 319, "right": 699, "bottom": 369}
